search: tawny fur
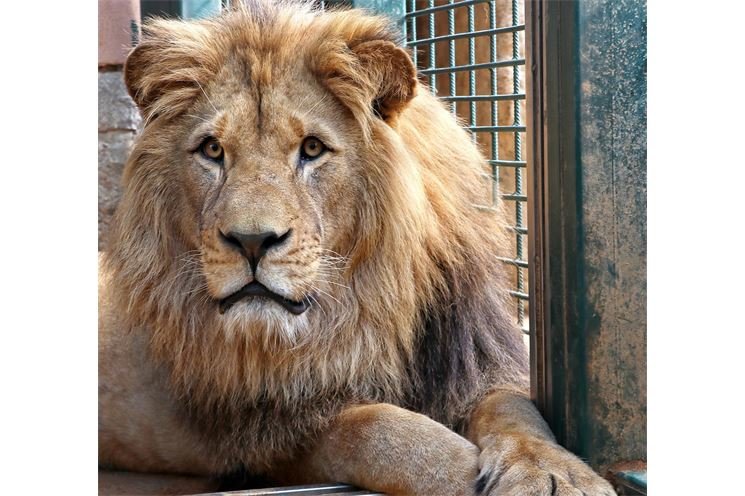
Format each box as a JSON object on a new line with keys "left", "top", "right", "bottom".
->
{"left": 99, "top": 3, "right": 613, "bottom": 494}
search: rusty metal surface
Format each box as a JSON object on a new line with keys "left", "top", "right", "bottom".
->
{"left": 526, "top": 0, "right": 646, "bottom": 472}
{"left": 578, "top": 0, "right": 647, "bottom": 470}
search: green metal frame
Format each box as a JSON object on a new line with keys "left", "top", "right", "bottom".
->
{"left": 525, "top": 0, "right": 647, "bottom": 483}
{"left": 352, "top": 0, "right": 405, "bottom": 20}
{"left": 141, "top": 0, "right": 221, "bottom": 19}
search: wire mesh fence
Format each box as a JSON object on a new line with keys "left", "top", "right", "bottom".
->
{"left": 403, "top": 0, "right": 528, "bottom": 335}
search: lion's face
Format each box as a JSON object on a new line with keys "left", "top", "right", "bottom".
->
{"left": 161, "top": 64, "right": 366, "bottom": 327}
{"left": 117, "top": 6, "right": 417, "bottom": 340}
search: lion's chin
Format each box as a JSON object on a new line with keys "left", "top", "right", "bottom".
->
{"left": 218, "top": 281, "right": 310, "bottom": 315}
{"left": 219, "top": 297, "right": 309, "bottom": 343}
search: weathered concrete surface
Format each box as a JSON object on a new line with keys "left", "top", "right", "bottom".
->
{"left": 527, "top": 0, "right": 646, "bottom": 473}
{"left": 578, "top": 0, "right": 647, "bottom": 470}
{"left": 98, "top": 70, "right": 141, "bottom": 250}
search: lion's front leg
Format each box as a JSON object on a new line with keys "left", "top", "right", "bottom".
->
{"left": 467, "top": 389, "right": 617, "bottom": 495}
{"left": 272, "top": 403, "right": 479, "bottom": 496}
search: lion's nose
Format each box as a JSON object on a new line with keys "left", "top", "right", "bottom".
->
{"left": 220, "top": 229, "right": 291, "bottom": 273}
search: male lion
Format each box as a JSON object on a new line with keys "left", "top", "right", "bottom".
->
{"left": 99, "top": 2, "right": 616, "bottom": 495}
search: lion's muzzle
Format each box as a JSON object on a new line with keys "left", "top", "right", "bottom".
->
{"left": 214, "top": 227, "right": 311, "bottom": 315}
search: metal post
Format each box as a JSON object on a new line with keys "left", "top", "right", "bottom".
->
{"left": 526, "top": 0, "right": 647, "bottom": 478}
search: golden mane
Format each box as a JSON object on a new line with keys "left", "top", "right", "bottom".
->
{"left": 104, "top": 2, "right": 528, "bottom": 470}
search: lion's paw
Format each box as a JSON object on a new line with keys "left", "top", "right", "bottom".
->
{"left": 473, "top": 434, "right": 616, "bottom": 496}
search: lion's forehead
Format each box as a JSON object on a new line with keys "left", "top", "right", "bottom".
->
{"left": 198, "top": 69, "right": 338, "bottom": 150}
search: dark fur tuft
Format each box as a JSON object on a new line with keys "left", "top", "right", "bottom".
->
{"left": 408, "top": 255, "right": 529, "bottom": 431}
{"left": 475, "top": 471, "right": 490, "bottom": 494}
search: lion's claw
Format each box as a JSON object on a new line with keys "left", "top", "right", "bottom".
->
{"left": 474, "top": 434, "right": 617, "bottom": 495}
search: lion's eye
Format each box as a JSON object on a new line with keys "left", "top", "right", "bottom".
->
{"left": 300, "top": 137, "right": 327, "bottom": 162}
{"left": 200, "top": 137, "right": 224, "bottom": 163}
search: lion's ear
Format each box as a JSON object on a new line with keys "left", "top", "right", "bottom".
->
{"left": 350, "top": 40, "right": 417, "bottom": 120}
{"left": 317, "top": 35, "right": 417, "bottom": 126}
{"left": 124, "top": 20, "right": 218, "bottom": 121}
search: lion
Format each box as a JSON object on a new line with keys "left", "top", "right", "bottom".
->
{"left": 98, "top": 2, "right": 616, "bottom": 495}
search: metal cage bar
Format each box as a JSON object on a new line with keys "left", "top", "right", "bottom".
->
{"left": 511, "top": 0, "right": 526, "bottom": 329}
{"left": 489, "top": 0, "right": 499, "bottom": 204}
{"left": 418, "top": 58, "right": 525, "bottom": 75}
{"left": 448, "top": 0, "right": 456, "bottom": 114}
{"left": 406, "top": 24, "right": 524, "bottom": 46}
{"left": 404, "top": 0, "right": 490, "bottom": 18}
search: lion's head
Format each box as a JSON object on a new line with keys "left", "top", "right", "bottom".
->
{"left": 106, "top": 1, "right": 527, "bottom": 439}
{"left": 113, "top": 2, "right": 421, "bottom": 340}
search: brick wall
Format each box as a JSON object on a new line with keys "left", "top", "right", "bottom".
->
{"left": 98, "top": 0, "right": 141, "bottom": 250}
{"left": 98, "top": 70, "right": 141, "bottom": 250}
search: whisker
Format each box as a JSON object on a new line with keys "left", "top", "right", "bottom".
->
{"left": 193, "top": 78, "right": 219, "bottom": 114}
{"left": 184, "top": 113, "right": 212, "bottom": 124}
{"left": 300, "top": 93, "right": 329, "bottom": 119}
{"left": 308, "top": 284, "right": 341, "bottom": 305}
{"left": 307, "top": 293, "right": 327, "bottom": 319}
{"left": 320, "top": 280, "right": 351, "bottom": 290}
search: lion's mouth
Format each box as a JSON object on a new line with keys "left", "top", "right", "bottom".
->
{"left": 218, "top": 281, "right": 310, "bottom": 315}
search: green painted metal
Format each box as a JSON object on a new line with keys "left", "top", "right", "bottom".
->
{"left": 428, "top": 0, "right": 437, "bottom": 90}
{"left": 467, "top": 125, "right": 526, "bottom": 133}
{"left": 182, "top": 0, "right": 221, "bottom": 18}
{"left": 510, "top": 0, "right": 526, "bottom": 326}
{"left": 579, "top": 0, "right": 647, "bottom": 471}
{"left": 526, "top": 0, "right": 647, "bottom": 472}
{"left": 448, "top": 0, "right": 456, "bottom": 115}
{"left": 618, "top": 470, "right": 647, "bottom": 489}
{"left": 440, "top": 94, "right": 525, "bottom": 102}
{"left": 352, "top": 0, "right": 405, "bottom": 21}
{"left": 141, "top": 0, "right": 182, "bottom": 19}
{"left": 608, "top": 465, "right": 647, "bottom": 495}
{"left": 141, "top": 0, "right": 220, "bottom": 19}
{"left": 406, "top": 25, "right": 524, "bottom": 48}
